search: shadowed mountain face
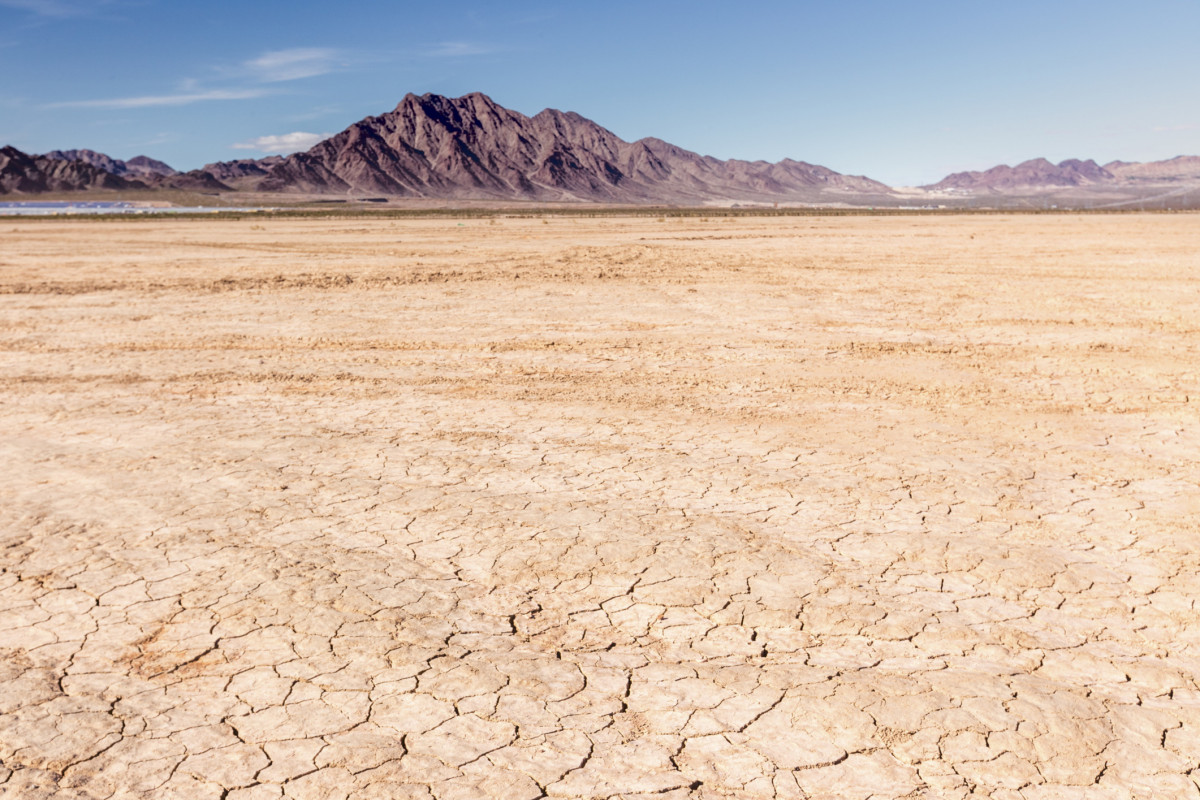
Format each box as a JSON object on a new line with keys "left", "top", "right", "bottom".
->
{"left": 1, "top": 147, "right": 228, "bottom": 194}
{"left": 0, "top": 146, "right": 148, "bottom": 193}
{"left": 241, "top": 92, "right": 892, "bottom": 202}
{"left": 200, "top": 156, "right": 285, "bottom": 190}
{"left": 41, "top": 149, "right": 178, "bottom": 178}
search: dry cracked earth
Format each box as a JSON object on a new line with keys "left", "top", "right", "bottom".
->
{"left": 1, "top": 212, "right": 1199, "bottom": 799}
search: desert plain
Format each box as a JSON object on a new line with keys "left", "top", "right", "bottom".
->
{"left": 1, "top": 212, "right": 1198, "bottom": 799}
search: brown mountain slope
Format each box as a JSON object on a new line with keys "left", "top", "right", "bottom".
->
{"left": 925, "top": 154, "right": 1200, "bottom": 193}
{"left": 924, "top": 158, "right": 1115, "bottom": 191}
{"left": 1104, "top": 155, "right": 1200, "bottom": 182}
{"left": 1, "top": 146, "right": 147, "bottom": 193}
{"left": 42, "top": 149, "right": 178, "bottom": 178}
{"left": 240, "top": 92, "right": 892, "bottom": 202}
{"left": 200, "top": 156, "right": 285, "bottom": 190}
{"left": 10, "top": 147, "right": 229, "bottom": 194}
{"left": 154, "top": 170, "right": 233, "bottom": 193}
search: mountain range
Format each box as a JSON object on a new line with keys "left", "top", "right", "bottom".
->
{"left": 42, "top": 149, "right": 177, "bottom": 179}
{"left": 242, "top": 92, "right": 893, "bottom": 203}
{"left": 1, "top": 146, "right": 140, "bottom": 194}
{"left": 3, "top": 92, "right": 1199, "bottom": 206}
{"left": 0, "top": 146, "right": 230, "bottom": 194}
{"left": 923, "top": 156, "right": 1200, "bottom": 192}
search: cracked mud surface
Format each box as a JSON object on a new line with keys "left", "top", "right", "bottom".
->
{"left": 1, "top": 213, "right": 1199, "bottom": 799}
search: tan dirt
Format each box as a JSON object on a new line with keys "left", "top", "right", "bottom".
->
{"left": 1, "top": 213, "right": 1199, "bottom": 799}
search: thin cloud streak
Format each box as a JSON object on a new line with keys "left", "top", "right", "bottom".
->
{"left": 288, "top": 104, "right": 343, "bottom": 122}
{"left": 0, "top": 0, "right": 79, "bottom": 16}
{"left": 0, "top": 0, "right": 117, "bottom": 17}
{"left": 244, "top": 48, "right": 339, "bottom": 83}
{"left": 47, "top": 88, "right": 269, "bottom": 109}
{"left": 42, "top": 46, "right": 341, "bottom": 114}
{"left": 231, "top": 131, "right": 331, "bottom": 154}
{"left": 427, "top": 41, "right": 492, "bottom": 57}
{"left": 1152, "top": 123, "right": 1197, "bottom": 133}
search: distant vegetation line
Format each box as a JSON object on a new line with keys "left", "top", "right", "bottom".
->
{"left": 9, "top": 206, "right": 1198, "bottom": 223}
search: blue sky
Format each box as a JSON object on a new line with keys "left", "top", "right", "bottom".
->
{"left": 2, "top": 0, "right": 1197, "bottom": 185}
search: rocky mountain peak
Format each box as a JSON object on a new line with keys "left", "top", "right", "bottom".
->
{"left": 41, "top": 148, "right": 177, "bottom": 177}
{"left": 236, "top": 92, "right": 893, "bottom": 202}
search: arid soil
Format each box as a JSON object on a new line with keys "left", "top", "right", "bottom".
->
{"left": 1, "top": 213, "right": 1199, "bottom": 799}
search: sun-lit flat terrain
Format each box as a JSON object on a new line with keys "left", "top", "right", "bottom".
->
{"left": 2, "top": 213, "right": 1199, "bottom": 799}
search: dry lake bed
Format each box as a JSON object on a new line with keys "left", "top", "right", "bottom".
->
{"left": 1, "top": 212, "right": 1199, "bottom": 799}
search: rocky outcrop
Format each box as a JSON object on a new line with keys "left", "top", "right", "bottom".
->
{"left": 233, "top": 92, "right": 892, "bottom": 202}
{"left": 41, "top": 148, "right": 177, "bottom": 178}
{"left": 199, "top": 156, "right": 285, "bottom": 190}
{"left": 0, "top": 146, "right": 147, "bottom": 193}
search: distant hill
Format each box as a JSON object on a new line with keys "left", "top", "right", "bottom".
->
{"left": 200, "top": 156, "right": 285, "bottom": 190}
{"left": 0, "top": 146, "right": 147, "bottom": 193}
{"left": 41, "top": 149, "right": 178, "bottom": 178}
{"left": 211, "top": 92, "right": 893, "bottom": 203}
{"left": 24, "top": 148, "right": 229, "bottom": 193}
{"left": 924, "top": 155, "right": 1200, "bottom": 193}
{"left": 1104, "top": 155, "right": 1200, "bottom": 183}
{"left": 924, "top": 158, "right": 1113, "bottom": 191}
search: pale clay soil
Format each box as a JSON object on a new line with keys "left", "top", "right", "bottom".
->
{"left": 1, "top": 214, "right": 1198, "bottom": 800}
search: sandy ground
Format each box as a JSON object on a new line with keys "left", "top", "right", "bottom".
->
{"left": 1, "top": 213, "right": 1199, "bottom": 799}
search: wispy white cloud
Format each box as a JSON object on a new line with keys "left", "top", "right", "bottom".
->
{"left": 0, "top": 0, "right": 119, "bottom": 17}
{"left": 133, "top": 131, "right": 177, "bottom": 147}
{"left": 243, "top": 48, "right": 339, "bottom": 83}
{"left": 0, "top": 0, "right": 79, "bottom": 16}
{"left": 231, "top": 131, "right": 331, "bottom": 154}
{"left": 288, "top": 104, "right": 343, "bottom": 122}
{"left": 1152, "top": 123, "right": 1197, "bottom": 133}
{"left": 47, "top": 88, "right": 268, "bottom": 109}
{"left": 44, "top": 46, "right": 341, "bottom": 112}
{"left": 428, "top": 41, "right": 492, "bottom": 57}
